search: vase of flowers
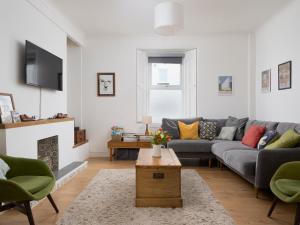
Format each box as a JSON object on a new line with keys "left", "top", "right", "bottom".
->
{"left": 152, "top": 128, "right": 171, "bottom": 158}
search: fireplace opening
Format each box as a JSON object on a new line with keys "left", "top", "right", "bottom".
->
{"left": 38, "top": 135, "right": 59, "bottom": 171}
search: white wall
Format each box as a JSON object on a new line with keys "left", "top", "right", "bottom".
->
{"left": 255, "top": 0, "right": 300, "bottom": 122}
{"left": 0, "top": 0, "right": 84, "bottom": 119}
{"left": 83, "top": 35, "right": 250, "bottom": 156}
{"left": 67, "top": 39, "right": 83, "bottom": 127}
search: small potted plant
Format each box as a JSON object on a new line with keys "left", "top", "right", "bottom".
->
{"left": 152, "top": 128, "right": 171, "bottom": 158}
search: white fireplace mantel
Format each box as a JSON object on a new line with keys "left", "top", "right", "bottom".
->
{"left": 0, "top": 118, "right": 86, "bottom": 169}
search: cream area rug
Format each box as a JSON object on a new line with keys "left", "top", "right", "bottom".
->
{"left": 57, "top": 169, "right": 235, "bottom": 225}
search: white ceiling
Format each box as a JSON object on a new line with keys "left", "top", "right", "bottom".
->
{"left": 48, "top": 0, "right": 292, "bottom": 36}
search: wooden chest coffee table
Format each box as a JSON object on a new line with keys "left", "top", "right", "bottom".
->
{"left": 135, "top": 148, "right": 182, "bottom": 208}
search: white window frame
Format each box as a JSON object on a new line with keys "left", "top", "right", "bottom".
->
{"left": 147, "top": 62, "right": 184, "bottom": 123}
{"left": 136, "top": 49, "right": 197, "bottom": 124}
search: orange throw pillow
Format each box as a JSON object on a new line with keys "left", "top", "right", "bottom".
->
{"left": 242, "top": 125, "right": 266, "bottom": 148}
{"left": 178, "top": 121, "right": 200, "bottom": 140}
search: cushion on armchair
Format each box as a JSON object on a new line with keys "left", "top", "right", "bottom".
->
{"left": 275, "top": 179, "right": 300, "bottom": 196}
{"left": 0, "top": 159, "right": 10, "bottom": 180}
{"left": 9, "top": 176, "right": 53, "bottom": 194}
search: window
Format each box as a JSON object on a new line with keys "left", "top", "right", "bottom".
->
{"left": 148, "top": 60, "right": 183, "bottom": 123}
{"left": 136, "top": 49, "right": 197, "bottom": 124}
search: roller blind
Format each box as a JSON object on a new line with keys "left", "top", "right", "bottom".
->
{"left": 148, "top": 57, "right": 182, "bottom": 64}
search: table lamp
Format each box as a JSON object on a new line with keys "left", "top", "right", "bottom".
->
{"left": 142, "top": 116, "right": 152, "bottom": 135}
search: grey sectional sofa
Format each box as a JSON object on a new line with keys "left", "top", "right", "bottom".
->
{"left": 163, "top": 117, "right": 300, "bottom": 191}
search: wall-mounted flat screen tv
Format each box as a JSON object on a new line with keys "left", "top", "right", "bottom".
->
{"left": 25, "top": 40, "right": 63, "bottom": 91}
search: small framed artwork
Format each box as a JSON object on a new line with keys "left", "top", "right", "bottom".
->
{"left": 97, "top": 73, "right": 115, "bottom": 96}
{"left": 261, "top": 69, "right": 271, "bottom": 93}
{"left": 0, "top": 93, "right": 15, "bottom": 113}
{"left": 278, "top": 61, "right": 292, "bottom": 90}
{"left": 218, "top": 75, "right": 233, "bottom": 95}
{"left": 0, "top": 93, "right": 15, "bottom": 124}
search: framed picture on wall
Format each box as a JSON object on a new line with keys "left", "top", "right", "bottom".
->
{"left": 0, "top": 93, "right": 15, "bottom": 124}
{"left": 218, "top": 75, "right": 233, "bottom": 95}
{"left": 278, "top": 61, "right": 292, "bottom": 90}
{"left": 97, "top": 73, "right": 115, "bottom": 96}
{"left": 261, "top": 69, "right": 271, "bottom": 93}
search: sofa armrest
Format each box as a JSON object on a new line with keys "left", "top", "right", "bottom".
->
{"left": 255, "top": 148, "right": 300, "bottom": 189}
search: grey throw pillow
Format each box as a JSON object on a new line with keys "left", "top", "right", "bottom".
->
{"left": 0, "top": 158, "right": 10, "bottom": 180}
{"left": 161, "top": 118, "right": 180, "bottom": 139}
{"left": 217, "top": 127, "right": 237, "bottom": 141}
{"left": 226, "top": 116, "right": 249, "bottom": 141}
{"left": 200, "top": 121, "right": 217, "bottom": 140}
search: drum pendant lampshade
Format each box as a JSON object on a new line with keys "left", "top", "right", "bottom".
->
{"left": 154, "top": 1, "right": 184, "bottom": 36}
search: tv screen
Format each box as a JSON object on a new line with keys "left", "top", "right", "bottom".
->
{"left": 25, "top": 40, "right": 63, "bottom": 91}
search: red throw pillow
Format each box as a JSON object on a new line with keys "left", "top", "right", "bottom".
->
{"left": 242, "top": 125, "right": 266, "bottom": 148}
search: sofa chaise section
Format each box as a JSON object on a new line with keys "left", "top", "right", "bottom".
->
{"left": 212, "top": 120, "right": 300, "bottom": 191}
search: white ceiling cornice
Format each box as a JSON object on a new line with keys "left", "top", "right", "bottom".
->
{"left": 25, "top": 0, "right": 86, "bottom": 45}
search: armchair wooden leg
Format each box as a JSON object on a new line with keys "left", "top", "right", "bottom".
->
{"left": 267, "top": 197, "right": 278, "bottom": 217}
{"left": 294, "top": 203, "right": 300, "bottom": 225}
{"left": 47, "top": 194, "right": 59, "bottom": 213}
{"left": 24, "top": 201, "right": 35, "bottom": 225}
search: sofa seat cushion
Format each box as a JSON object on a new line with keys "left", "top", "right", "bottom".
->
{"left": 167, "top": 139, "right": 213, "bottom": 153}
{"left": 211, "top": 141, "right": 252, "bottom": 159}
{"left": 10, "top": 176, "right": 52, "bottom": 194}
{"left": 275, "top": 179, "right": 300, "bottom": 196}
{"left": 223, "top": 150, "right": 259, "bottom": 178}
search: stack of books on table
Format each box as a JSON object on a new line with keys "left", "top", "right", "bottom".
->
{"left": 122, "top": 133, "right": 138, "bottom": 142}
{"left": 138, "top": 135, "right": 153, "bottom": 142}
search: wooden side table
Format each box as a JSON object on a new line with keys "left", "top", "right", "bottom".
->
{"left": 107, "top": 140, "right": 152, "bottom": 161}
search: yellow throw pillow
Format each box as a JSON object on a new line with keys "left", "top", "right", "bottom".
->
{"left": 178, "top": 121, "right": 200, "bottom": 140}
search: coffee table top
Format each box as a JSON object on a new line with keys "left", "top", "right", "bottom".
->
{"left": 136, "top": 148, "right": 181, "bottom": 168}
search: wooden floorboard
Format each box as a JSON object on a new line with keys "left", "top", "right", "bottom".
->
{"left": 0, "top": 158, "right": 295, "bottom": 225}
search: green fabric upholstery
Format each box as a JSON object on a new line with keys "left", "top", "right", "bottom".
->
{"left": 275, "top": 179, "right": 300, "bottom": 196}
{"left": 10, "top": 176, "right": 53, "bottom": 194}
{"left": 270, "top": 161, "right": 300, "bottom": 203}
{"left": 0, "top": 155, "right": 55, "bottom": 202}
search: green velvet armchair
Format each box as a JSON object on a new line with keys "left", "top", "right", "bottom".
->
{"left": 0, "top": 155, "right": 59, "bottom": 225}
{"left": 268, "top": 161, "right": 300, "bottom": 225}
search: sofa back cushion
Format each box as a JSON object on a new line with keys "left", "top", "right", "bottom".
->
{"left": 161, "top": 117, "right": 202, "bottom": 139}
{"left": 276, "top": 122, "right": 300, "bottom": 135}
{"left": 245, "top": 120, "right": 278, "bottom": 133}
{"left": 225, "top": 116, "right": 249, "bottom": 141}
{"left": 242, "top": 125, "right": 266, "bottom": 148}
